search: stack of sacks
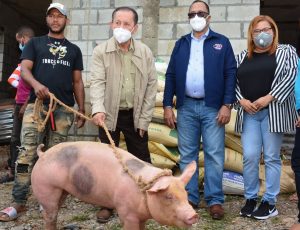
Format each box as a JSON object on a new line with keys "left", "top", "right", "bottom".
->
{"left": 147, "top": 59, "right": 180, "bottom": 169}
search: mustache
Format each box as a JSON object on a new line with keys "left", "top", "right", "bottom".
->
{"left": 47, "top": 23, "right": 66, "bottom": 34}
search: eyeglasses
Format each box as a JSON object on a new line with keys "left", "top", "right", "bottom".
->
{"left": 188, "top": 11, "right": 209, "bottom": 19}
{"left": 253, "top": 27, "right": 272, "bottom": 35}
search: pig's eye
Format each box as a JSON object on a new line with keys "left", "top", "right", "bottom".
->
{"left": 165, "top": 193, "right": 174, "bottom": 200}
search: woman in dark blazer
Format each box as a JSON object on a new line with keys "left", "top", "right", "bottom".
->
{"left": 235, "top": 15, "right": 298, "bottom": 220}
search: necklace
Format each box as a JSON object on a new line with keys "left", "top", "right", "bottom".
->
{"left": 47, "top": 36, "right": 66, "bottom": 68}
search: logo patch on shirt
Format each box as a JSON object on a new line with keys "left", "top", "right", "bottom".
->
{"left": 213, "top": 44, "right": 223, "bottom": 50}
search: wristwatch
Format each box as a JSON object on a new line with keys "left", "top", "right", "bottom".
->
{"left": 224, "top": 104, "right": 233, "bottom": 109}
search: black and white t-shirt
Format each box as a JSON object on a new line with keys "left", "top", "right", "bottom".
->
{"left": 21, "top": 35, "right": 83, "bottom": 106}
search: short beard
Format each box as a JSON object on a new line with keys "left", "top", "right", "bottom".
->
{"left": 47, "top": 23, "right": 66, "bottom": 35}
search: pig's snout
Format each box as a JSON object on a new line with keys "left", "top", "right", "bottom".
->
{"left": 184, "top": 213, "right": 198, "bottom": 226}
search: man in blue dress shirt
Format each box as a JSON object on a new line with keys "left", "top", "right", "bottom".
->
{"left": 163, "top": 0, "right": 237, "bottom": 220}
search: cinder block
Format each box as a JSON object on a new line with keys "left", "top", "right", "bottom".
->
{"left": 210, "top": 6, "right": 226, "bottom": 21}
{"left": 65, "top": 25, "right": 79, "bottom": 41}
{"left": 210, "top": 0, "right": 241, "bottom": 4}
{"left": 99, "top": 9, "right": 114, "bottom": 24}
{"left": 82, "top": 25, "right": 110, "bottom": 40}
{"left": 160, "top": 7, "right": 189, "bottom": 23}
{"left": 243, "top": 22, "right": 250, "bottom": 38}
{"left": 210, "top": 22, "right": 241, "bottom": 38}
{"left": 230, "top": 39, "right": 247, "bottom": 54}
{"left": 115, "top": 0, "right": 142, "bottom": 7}
{"left": 227, "top": 5, "right": 259, "bottom": 21}
{"left": 158, "top": 24, "right": 174, "bottom": 39}
{"left": 158, "top": 40, "right": 176, "bottom": 56}
{"left": 70, "top": 9, "right": 98, "bottom": 24}
{"left": 160, "top": 0, "right": 176, "bottom": 6}
{"left": 72, "top": 41, "right": 94, "bottom": 56}
{"left": 176, "top": 23, "right": 191, "bottom": 38}
{"left": 82, "top": 0, "right": 110, "bottom": 8}
{"left": 178, "top": 0, "right": 208, "bottom": 6}
{"left": 242, "top": 0, "right": 260, "bottom": 4}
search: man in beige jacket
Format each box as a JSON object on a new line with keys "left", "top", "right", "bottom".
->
{"left": 90, "top": 6, "right": 157, "bottom": 222}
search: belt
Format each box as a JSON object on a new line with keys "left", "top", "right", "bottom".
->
{"left": 119, "top": 108, "right": 133, "bottom": 112}
{"left": 185, "top": 95, "right": 204, "bottom": 100}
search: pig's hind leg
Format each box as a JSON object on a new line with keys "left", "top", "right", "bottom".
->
{"left": 38, "top": 188, "right": 67, "bottom": 230}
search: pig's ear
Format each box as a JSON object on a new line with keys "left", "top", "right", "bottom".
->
{"left": 147, "top": 180, "right": 170, "bottom": 193}
{"left": 180, "top": 161, "right": 196, "bottom": 186}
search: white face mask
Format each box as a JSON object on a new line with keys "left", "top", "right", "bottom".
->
{"left": 190, "top": 15, "right": 207, "bottom": 32}
{"left": 113, "top": 27, "right": 132, "bottom": 44}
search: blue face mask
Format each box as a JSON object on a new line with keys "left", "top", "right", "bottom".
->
{"left": 19, "top": 43, "right": 25, "bottom": 51}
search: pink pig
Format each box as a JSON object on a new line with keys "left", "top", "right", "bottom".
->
{"left": 31, "top": 141, "right": 198, "bottom": 230}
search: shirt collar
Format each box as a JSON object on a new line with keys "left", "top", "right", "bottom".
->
{"left": 191, "top": 28, "right": 210, "bottom": 41}
{"left": 115, "top": 38, "right": 135, "bottom": 52}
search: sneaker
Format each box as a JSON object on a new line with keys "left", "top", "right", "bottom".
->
{"left": 240, "top": 199, "right": 257, "bottom": 217}
{"left": 251, "top": 200, "right": 278, "bottom": 220}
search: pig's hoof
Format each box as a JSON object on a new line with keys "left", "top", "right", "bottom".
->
{"left": 63, "top": 223, "right": 81, "bottom": 230}
{"left": 0, "top": 207, "right": 18, "bottom": 222}
{"left": 96, "top": 208, "right": 114, "bottom": 223}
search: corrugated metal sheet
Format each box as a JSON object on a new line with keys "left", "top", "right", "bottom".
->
{"left": 0, "top": 108, "right": 13, "bottom": 144}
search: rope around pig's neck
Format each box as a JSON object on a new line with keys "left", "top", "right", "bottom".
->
{"left": 33, "top": 92, "right": 172, "bottom": 215}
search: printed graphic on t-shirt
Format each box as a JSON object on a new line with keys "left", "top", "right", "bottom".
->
{"left": 42, "top": 42, "right": 70, "bottom": 67}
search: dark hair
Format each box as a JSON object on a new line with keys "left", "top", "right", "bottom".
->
{"left": 16, "top": 26, "right": 35, "bottom": 38}
{"left": 189, "top": 0, "right": 210, "bottom": 14}
{"left": 112, "top": 7, "right": 138, "bottom": 25}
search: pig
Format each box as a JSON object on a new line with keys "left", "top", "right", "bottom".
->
{"left": 31, "top": 141, "right": 198, "bottom": 230}
{"left": 290, "top": 224, "right": 300, "bottom": 230}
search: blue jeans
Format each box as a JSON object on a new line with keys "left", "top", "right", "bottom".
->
{"left": 177, "top": 97, "right": 225, "bottom": 206}
{"left": 242, "top": 109, "right": 283, "bottom": 205}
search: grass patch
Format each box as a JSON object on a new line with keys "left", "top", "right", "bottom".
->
{"left": 271, "top": 216, "right": 280, "bottom": 224}
{"left": 70, "top": 213, "right": 90, "bottom": 222}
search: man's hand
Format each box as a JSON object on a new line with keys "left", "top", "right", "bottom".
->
{"left": 253, "top": 95, "right": 273, "bottom": 111}
{"left": 33, "top": 82, "right": 49, "bottom": 100}
{"left": 19, "top": 104, "right": 27, "bottom": 118}
{"left": 75, "top": 110, "right": 86, "bottom": 128}
{"left": 92, "top": 112, "right": 106, "bottom": 127}
{"left": 239, "top": 98, "right": 258, "bottom": 114}
{"left": 216, "top": 105, "right": 231, "bottom": 125}
{"left": 296, "top": 117, "right": 300, "bottom": 128}
{"left": 139, "top": 129, "right": 146, "bottom": 138}
{"left": 164, "top": 107, "right": 176, "bottom": 129}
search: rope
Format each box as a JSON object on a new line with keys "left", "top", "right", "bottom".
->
{"left": 32, "top": 92, "right": 172, "bottom": 194}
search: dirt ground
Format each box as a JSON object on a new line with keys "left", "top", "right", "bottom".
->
{"left": 0, "top": 144, "right": 299, "bottom": 230}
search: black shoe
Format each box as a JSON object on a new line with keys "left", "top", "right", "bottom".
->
{"left": 251, "top": 200, "right": 278, "bottom": 220}
{"left": 240, "top": 199, "right": 257, "bottom": 217}
{"left": 0, "top": 174, "right": 14, "bottom": 184}
{"left": 188, "top": 200, "right": 199, "bottom": 209}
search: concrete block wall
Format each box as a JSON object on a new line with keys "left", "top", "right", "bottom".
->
{"left": 158, "top": 0, "right": 260, "bottom": 62}
{"left": 57, "top": 0, "right": 260, "bottom": 140}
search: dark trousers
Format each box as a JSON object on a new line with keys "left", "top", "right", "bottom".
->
{"left": 99, "top": 109, "right": 151, "bottom": 163}
{"left": 292, "top": 127, "right": 300, "bottom": 222}
{"left": 8, "top": 104, "right": 24, "bottom": 173}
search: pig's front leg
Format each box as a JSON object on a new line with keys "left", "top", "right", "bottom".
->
{"left": 123, "top": 220, "right": 145, "bottom": 230}
{"left": 42, "top": 209, "right": 58, "bottom": 230}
